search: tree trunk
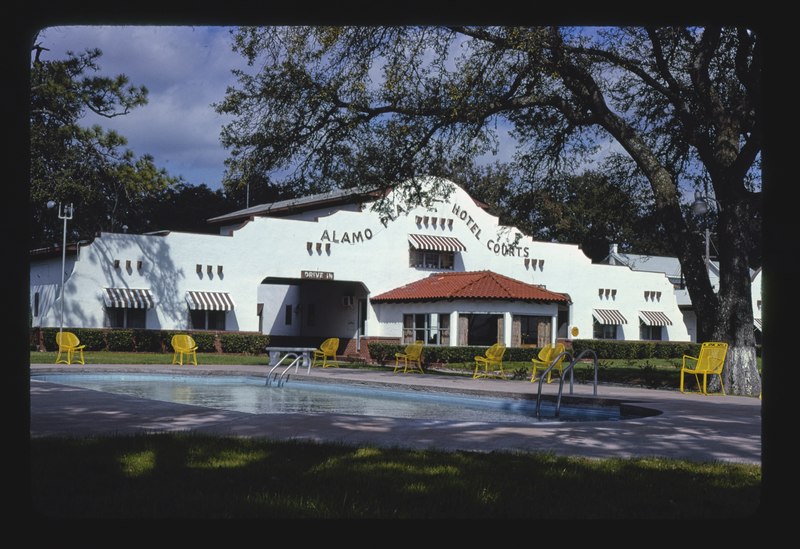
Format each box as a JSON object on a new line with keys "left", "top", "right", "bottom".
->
{"left": 721, "top": 344, "right": 760, "bottom": 396}
{"left": 708, "top": 195, "right": 761, "bottom": 396}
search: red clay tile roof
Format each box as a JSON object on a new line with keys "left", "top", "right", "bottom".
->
{"left": 371, "top": 271, "right": 570, "bottom": 303}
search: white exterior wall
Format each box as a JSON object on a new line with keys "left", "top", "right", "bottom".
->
{"left": 751, "top": 269, "right": 763, "bottom": 320}
{"left": 29, "top": 254, "right": 76, "bottom": 328}
{"left": 30, "top": 177, "right": 690, "bottom": 343}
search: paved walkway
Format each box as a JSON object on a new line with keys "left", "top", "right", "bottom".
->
{"left": 29, "top": 363, "right": 762, "bottom": 465}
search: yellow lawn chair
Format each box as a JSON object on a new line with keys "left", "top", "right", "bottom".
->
{"left": 473, "top": 343, "right": 507, "bottom": 379}
{"left": 171, "top": 334, "right": 198, "bottom": 366}
{"left": 531, "top": 342, "right": 566, "bottom": 383}
{"left": 312, "top": 337, "right": 339, "bottom": 368}
{"left": 394, "top": 341, "right": 424, "bottom": 374}
{"left": 680, "top": 342, "right": 728, "bottom": 395}
{"left": 55, "top": 331, "right": 86, "bottom": 365}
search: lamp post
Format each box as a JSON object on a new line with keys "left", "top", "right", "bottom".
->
{"left": 691, "top": 190, "right": 719, "bottom": 273}
{"left": 47, "top": 201, "right": 74, "bottom": 335}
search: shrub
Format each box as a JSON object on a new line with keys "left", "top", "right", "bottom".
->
{"left": 131, "top": 329, "right": 165, "bottom": 352}
{"left": 571, "top": 339, "right": 701, "bottom": 359}
{"left": 31, "top": 327, "right": 272, "bottom": 355}
{"left": 219, "top": 333, "right": 270, "bottom": 354}
{"left": 368, "top": 342, "right": 545, "bottom": 365}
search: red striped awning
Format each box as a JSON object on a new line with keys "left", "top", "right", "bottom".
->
{"left": 103, "top": 288, "right": 154, "bottom": 309}
{"left": 408, "top": 234, "right": 466, "bottom": 252}
{"left": 639, "top": 310, "right": 673, "bottom": 326}
{"left": 593, "top": 309, "right": 628, "bottom": 325}
{"left": 186, "top": 291, "right": 235, "bottom": 311}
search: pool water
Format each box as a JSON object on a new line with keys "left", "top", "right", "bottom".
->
{"left": 31, "top": 373, "right": 626, "bottom": 424}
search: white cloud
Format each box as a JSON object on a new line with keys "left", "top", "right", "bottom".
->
{"left": 37, "top": 25, "right": 246, "bottom": 188}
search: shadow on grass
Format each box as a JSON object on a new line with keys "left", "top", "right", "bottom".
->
{"left": 30, "top": 434, "right": 761, "bottom": 519}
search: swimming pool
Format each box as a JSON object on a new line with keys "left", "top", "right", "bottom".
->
{"left": 31, "top": 373, "right": 642, "bottom": 424}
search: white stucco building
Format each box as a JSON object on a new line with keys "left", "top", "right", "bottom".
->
{"left": 30, "top": 178, "right": 692, "bottom": 356}
{"left": 601, "top": 245, "right": 763, "bottom": 343}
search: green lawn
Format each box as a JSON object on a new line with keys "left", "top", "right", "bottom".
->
{"left": 30, "top": 351, "right": 724, "bottom": 390}
{"left": 30, "top": 434, "right": 761, "bottom": 519}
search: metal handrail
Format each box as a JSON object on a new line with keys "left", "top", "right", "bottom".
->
{"left": 535, "top": 348, "right": 599, "bottom": 418}
{"left": 265, "top": 353, "right": 304, "bottom": 387}
{"left": 535, "top": 350, "right": 572, "bottom": 417}
{"left": 571, "top": 349, "right": 599, "bottom": 396}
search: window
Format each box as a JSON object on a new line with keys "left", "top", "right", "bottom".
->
{"left": 34, "top": 292, "right": 40, "bottom": 317}
{"left": 639, "top": 322, "right": 663, "bottom": 341}
{"left": 285, "top": 304, "right": 292, "bottom": 325}
{"left": 592, "top": 319, "right": 617, "bottom": 340}
{"left": 190, "top": 310, "right": 226, "bottom": 330}
{"left": 208, "top": 311, "right": 225, "bottom": 330}
{"left": 107, "top": 307, "right": 146, "bottom": 329}
{"left": 409, "top": 249, "right": 454, "bottom": 270}
{"left": 514, "top": 315, "right": 551, "bottom": 347}
{"left": 402, "top": 313, "right": 450, "bottom": 345}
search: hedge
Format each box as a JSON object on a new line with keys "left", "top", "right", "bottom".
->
{"left": 570, "top": 339, "right": 702, "bottom": 360}
{"left": 32, "top": 327, "right": 269, "bottom": 355}
{"left": 368, "top": 342, "right": 548, "bottom": 365}
{"left": 369, "top": 339, "right": 709, "bottom": 365}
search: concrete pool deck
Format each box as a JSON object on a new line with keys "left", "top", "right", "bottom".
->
{"left": 29, "top": 363, "right": 762, "bottom": 465}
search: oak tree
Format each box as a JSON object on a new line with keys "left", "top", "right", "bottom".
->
{"left": 217, "top": 26, "right": 761, "bottom": 395}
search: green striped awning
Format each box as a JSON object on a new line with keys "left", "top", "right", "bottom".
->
{"left": 186, "top": 291, "right": 235, "bottom": 311}
{"left": 103, "top": 288, "right": 154, "bottom": 309}
{"left": 593, "top": 309, "right": 628, "bottom": 325}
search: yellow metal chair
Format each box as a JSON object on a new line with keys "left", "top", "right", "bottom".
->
{"left": 171, "top": 334, "right": 198, "bottom": 366}
{"left": 531, "top": 342, "right": 566, "bottom": 383}
{"left": 394, "top": 341, "right": 425, "bottom": 374}
{"left": 680, "top": 342, "right": 729, "bottom": 395}
{"left": 312, "top": 337, "right": 339, "bottom": 368}
{"left": 473, "top": 343, "right": 507, "bottom": 379}
{"left": 54, "top": 331, "right": 86, "bottom": 365}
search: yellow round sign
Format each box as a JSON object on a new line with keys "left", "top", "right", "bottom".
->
{"left": 571, "top": 326, "right": 579, "bottom": 337}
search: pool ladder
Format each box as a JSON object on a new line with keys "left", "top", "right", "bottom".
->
{"left": 265, "top": 353, "right": 305, "bottom": 387}
{"left": 534, "top": 349, "right": 598, "bottom": 418}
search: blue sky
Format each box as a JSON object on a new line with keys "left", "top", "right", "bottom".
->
{"left": 35, "top": 25, "right": 533, "bottom": 193}
{"left": 36, "top": 25, "right": 247, "bottom": 190}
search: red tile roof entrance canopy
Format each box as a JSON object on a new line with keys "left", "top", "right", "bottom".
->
{"left": 371, "top": 271, "right": 570, "bottom": 303}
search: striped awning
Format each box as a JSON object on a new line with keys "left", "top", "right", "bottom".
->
{"left": 593, "top": 308, "right": 628, "bottom": 325}
{"left": 639, "top": 310, "right": 673, "bottom": 326}
{"left": 408, "top": 234, "right": 467, "bottom": 252}
{"left": 754, "top": 318, "right": 762, "bottom": 331}
{"left": 103, "top": 288, "right": 154, "bottom": 309}
{"left": 186, "top": 291, "right": 235, "bottom": 311}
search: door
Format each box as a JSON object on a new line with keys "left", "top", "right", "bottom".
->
{"left": 511, "top": 315, "right": 522, "bottom": 346}
{"left": 537, "top": 318, "right": 552, "bottom": 348}
{"left": 458, "top": 315, "right": 469, "bottom": 346}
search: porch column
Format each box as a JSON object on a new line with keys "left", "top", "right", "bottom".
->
{"left": 449, "top": 311, "right": 459, "bottom": 347}
{"left": 503, "top": 311, "right": 513, "bottom": 347}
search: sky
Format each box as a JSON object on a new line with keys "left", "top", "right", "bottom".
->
{"left": 34, "top": 25, "right": 528, "bottom": 193}
{"left": 35, "top": 25, "right": 249, "bottom": 190}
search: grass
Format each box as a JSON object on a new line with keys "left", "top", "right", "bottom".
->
{"left": 29, "top": 351, "right": 763, "bottom": 519}
{"left": 31, "top": 351, "right": 735, "bottom": 390}
{"left": 30, "top": 434, "right": 762, "bottom": 519}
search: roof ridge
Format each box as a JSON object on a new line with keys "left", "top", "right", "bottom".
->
{"left": 453, "top": 270, "right": 491, "bottom": 295}
{"left": 485, "top": 271, "right": 519, "bottom": 298}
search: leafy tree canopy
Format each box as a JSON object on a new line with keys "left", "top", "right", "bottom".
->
{"left": 30, "top": 40, "right": 180, "bottom": 249}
